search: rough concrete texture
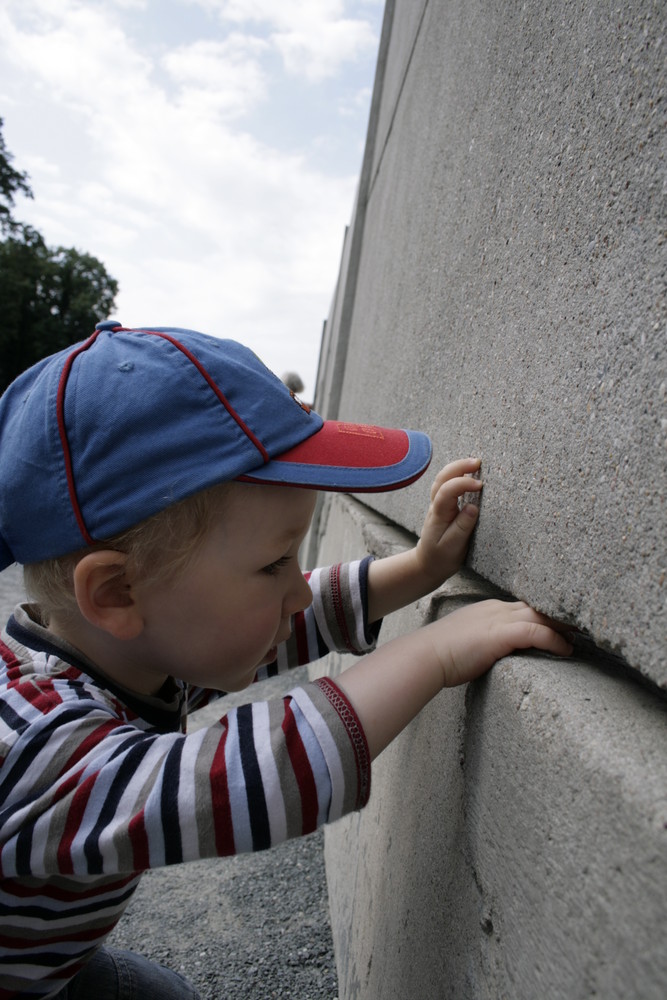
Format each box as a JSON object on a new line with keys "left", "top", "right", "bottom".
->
{"left": 313, "top": 496, "right": 667, "bottom": 1000}
{"left": 315, "top": 0, "right": 666, "bottom": 687}
{"left": 310, "top": 1, "right": 667, "bottom": 996}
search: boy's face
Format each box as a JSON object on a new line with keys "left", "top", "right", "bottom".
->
{"left": 133, "top": 482, "right": 317, "bottom": 693}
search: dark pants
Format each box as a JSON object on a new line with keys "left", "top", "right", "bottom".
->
{"left": 51, "top": 947, "right": 201, "bottom": 999}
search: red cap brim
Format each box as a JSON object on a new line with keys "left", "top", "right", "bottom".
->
{"left": 237, "top": 420, "right": 432, "bottom": 492}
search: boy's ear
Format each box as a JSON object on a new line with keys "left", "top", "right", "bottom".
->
{"left": 73, "top": 550, "right": 144, "bottom": 640}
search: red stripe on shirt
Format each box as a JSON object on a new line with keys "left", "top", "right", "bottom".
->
{"left": 56, "top": 774, "right": 96, "bottom": 874}
{"left": 128, "top": 809, "right": 150, "bottom": 871}
{"left": 2, "top": 873, "right": 137, "bottom": 901}
{"left": 292, "top": 608, "right": 310, "bottom": 664}
{"left": 329, "top": 564, "right": 355, "bottom": 652}
{"left": 210, "top": 721, "right": 235, "bottom": 856}
{"left": 59, "top": 719, "right": 118, "bottom": 775}
{"left": 0, "top": 638, "right": 21, "bottom": 670}
{"left": 0, "top": 921, "right": 115, "bottom": 949}
{"left": 7, "top": 677, "right": 64, "bottom": 715}
{"left": 282, "top": 702, "right": 318, "bottom": 834}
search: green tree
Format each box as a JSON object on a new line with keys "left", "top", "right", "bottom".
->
{"left": 0, "top": 119, "right": 119, "bottom": 391}
{"left": 0, "top": 230, "right": 119, "bottom": 389}
{"left": 0, "top": 116, "right": 32, "bottom": 235}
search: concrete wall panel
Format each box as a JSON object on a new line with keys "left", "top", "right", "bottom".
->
{"left": 311, "top": 0, "right": 666, "bottom": 995}
{"left": 314, "top": 498, "right": 667, "bottom": 1000}
{"left": 317, "top": 0, "right": 665, "bottom": 686}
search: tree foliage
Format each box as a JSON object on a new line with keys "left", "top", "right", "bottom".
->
{"left": 0, "top": 118, "right": 119, "bottom": 392}
{"left": 0, "top": 116, "right": 32, "bottom": 235}
{"left": 0, "top": 229, "right": 119, "bottom": 389}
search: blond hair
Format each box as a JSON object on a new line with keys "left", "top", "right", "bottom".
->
{"left": 23, "top": 483, "right": 231, "bottom": 621}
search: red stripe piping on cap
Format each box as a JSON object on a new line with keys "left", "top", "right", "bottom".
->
{"left": 56, "top": 327, "right": 272, "bottom": 549}
{"left": 147, "top": 331, "right": 270, "bottom": 463}
{"left": 56, "top": 330, "right": 104, "bottom": 547}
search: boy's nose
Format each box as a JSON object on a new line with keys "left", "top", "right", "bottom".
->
{"left": 286, "top": 568, "right": 313, "bottom": 616}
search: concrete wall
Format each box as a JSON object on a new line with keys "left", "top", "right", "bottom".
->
{"left": 310, "top": 1, "right": 666, "bottom": 997}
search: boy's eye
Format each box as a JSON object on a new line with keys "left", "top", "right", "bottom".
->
{"left": 262, "top": 556, "right": 291, "bottom": 576}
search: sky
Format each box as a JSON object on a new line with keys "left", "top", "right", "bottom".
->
{"left": 0, "top": 0, "right": 385, "bottom": 398}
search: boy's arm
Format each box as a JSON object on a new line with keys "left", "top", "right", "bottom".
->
{"left": 367, "top": 458, "right": 483, "bottom": 622}
{"left": 335, "top": 598, "right": 573, "bottom": 758}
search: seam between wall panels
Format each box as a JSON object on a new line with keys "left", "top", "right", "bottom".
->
{"left": 367, "top": 0, "right": 432, "bottom": 201}
{"left": 341, "top": 496, "right": 666, "bottom": 701}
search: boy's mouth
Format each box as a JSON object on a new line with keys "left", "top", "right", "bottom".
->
{"left": 263, "top": 627, "right": 291, "bottom": 665}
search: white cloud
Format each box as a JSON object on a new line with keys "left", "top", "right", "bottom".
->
{"left": 187, "top": 0, "right": 378, "bottom": 81}
{"left": 0, "top": 0, "right": 380, "bottom": 394}
{"left": 162, "top": 33, "right": 269, "bottom": 118}
{"left": 0, "top": 3, "right": 152, "bottom": 110}
{"left": 192, "top": 0, "right": 346, "bottom": 22}
{"left": 273, "top": 19, "right": 376, "bottom": 82}
{"left": 337, "top": 84, "right": 373, "bottom": 118}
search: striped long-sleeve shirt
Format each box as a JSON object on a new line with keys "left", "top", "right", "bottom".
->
{"left": 0, "top": 560, "right": 378, "bottom": 1000}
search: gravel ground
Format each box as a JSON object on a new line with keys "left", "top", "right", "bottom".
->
{"left": 0, "top": 564, "right": 340, "bottom": 1000}
{"left": 107, "top": 832, "right": 338, "bottom": 1000}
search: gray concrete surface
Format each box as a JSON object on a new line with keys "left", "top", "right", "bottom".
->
{"left": 313, "top": 496, "right": 667, "bottom": 1000}
{"left": 311, "top": 1, "right": 667, "bottom": 996}
{"left": 316, "top": 0, "right": 666, "bottom": 689}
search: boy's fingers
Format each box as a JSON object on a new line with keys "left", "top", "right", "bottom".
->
{"left": 503, "top": 604, "right": 574, "bottom": 656}
{"left": 435, "top": 505, "right": 479, "bottom": 546}
{"left": 458, "top": 503, "right": 480, "bottom": 524}
{"left": 523, "top": 622, "right": 574, "bottom": 656}
{"left": 430, "top": 458, "right": 481, "bottom": 500}
{"left": 428, "top": 502, "right": 478, "bottom": 551}
{"left": 515, "top": 604, "right": 572, "bottom": 634}
{"left": 432, "top": 475, "right": 483, "bottom": 512}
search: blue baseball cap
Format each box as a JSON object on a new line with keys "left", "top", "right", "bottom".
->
{"left": 0, "top": 323, "right": 432, "bottom": 568}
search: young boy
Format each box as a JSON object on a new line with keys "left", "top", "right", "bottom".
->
{"left": 0, "top": 323, "right": 571, "bottom": 999}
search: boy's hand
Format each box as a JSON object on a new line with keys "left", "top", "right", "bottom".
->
{"left": 366, "top": 458, "right": 484, "bottom": 623}
{"left": 336, "top": 597, "right": 572, "bottom": 759}
{"left": 428, "top": 599, "right": 574, "bottom": 688}
{"left": 414, "top": 458, "right": 483, "bottom": 589}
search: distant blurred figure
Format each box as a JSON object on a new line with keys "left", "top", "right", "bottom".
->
{"left": 280, "top": 371, "right": 305, "bottom": 394}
